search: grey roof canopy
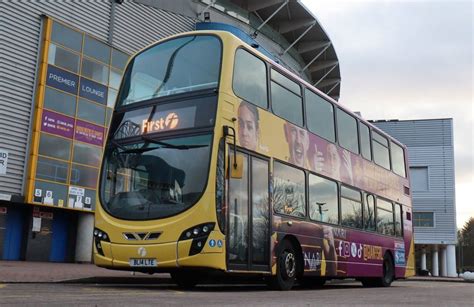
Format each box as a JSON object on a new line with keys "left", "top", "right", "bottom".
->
{"left": 234, "top": 0, "right": 341, "bottom": 100}
{"left": 133, "top": 0, "right": 341, "bottom": 100}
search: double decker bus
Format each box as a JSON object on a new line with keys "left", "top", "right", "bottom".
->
{"left": 94, "top": 30, "right": 415, "bottom": 290}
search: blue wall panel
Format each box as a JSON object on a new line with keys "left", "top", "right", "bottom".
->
{"left": 3, "top": 207, "right": 25, "bottom": 260}
{"left": 49, "top": 210, "right": 70, "bottom": 262}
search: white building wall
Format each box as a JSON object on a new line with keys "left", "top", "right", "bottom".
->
{"left": 372, "top": 119, "right": 457, "bottom": 245}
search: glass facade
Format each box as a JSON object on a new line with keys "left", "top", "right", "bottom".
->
{"left": 30, "top": 19, "right": 129, "bottom": 211}
{"left": 413, "top": 212, "right": 434, "bottom": 227}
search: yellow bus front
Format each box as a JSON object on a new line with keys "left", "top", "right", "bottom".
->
{"left": 93, "top": 31, "right": 244, "bottom": 273}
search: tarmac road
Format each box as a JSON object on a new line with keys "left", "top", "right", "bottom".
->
{"left": 0, "top": 280, "right": 473, "bottom": 306}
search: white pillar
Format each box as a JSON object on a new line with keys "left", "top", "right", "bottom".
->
{"left": 446, "top": 244, "right": 457, "bottom": 277}
{"left": 432, "top": 246, "right": 439, "bottom": 277}
{"left": 440, "top": 246, "right": 447, "bottom": 277}
{"left": 421, "top": 248, "right": 427, "bottom": 270}
{"left": 75, "top": 213, "right": 94, "bottom": 263}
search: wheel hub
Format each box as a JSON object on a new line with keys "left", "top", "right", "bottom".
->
{"left": 285, "top": 253, "right": 296, "bottom": 278}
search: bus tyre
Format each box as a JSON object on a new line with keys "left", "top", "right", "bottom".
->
{"left": 370, "top": 254, "right": 395, "bottom": 287}
{"left": 269, "top": 240, "right": 297, "bottom": 291}
{"left": 171, "top": 270, "right": 200, "bottom": 289}
{"left": 379, "top": 254, "right": 395, "bottom": 287}
{"left": 361, "top": 254, "right": 394, "bottom": 287}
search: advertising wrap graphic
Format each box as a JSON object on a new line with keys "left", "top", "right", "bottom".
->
{"left": 235, "top": 100, "right": 409, "bottom": 202}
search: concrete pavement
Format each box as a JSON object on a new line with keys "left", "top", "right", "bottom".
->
{"left": 0, "top": 261, "right": 168, "bottom": 283}
{"left": 0, "top": 260, "right": 466, "bottom": 284}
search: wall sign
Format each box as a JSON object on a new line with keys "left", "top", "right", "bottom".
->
{"left": 68, "top": 186, "right": 85, "bottom": 197}
{"left": 41, "top": 110, "right": 75, "bottom": 139}
{"left": 74, "top": 120, "right": 105, "bottom": 146}
{"left": 46, "top": 65, "right": 79, "bottom": 95}
{"left": 79, "top": 77, "right": 108, "bottom": 105}
{"left": 0, "top": 149, "right": 8, "bottom": 175}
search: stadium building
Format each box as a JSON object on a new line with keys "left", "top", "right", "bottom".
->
{"left": 0, "top": 0, "right": 341, "bottom": 262}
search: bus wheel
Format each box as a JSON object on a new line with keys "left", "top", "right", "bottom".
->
{"left": 380, "top": 254, "right": 395, "bottom": 287}
{"left": 171, "top": 270, "right": 200, "bottom": 289}
{"left": 373, "top": 254, "right": 395, "bottom": 287}
{"left": 269, "top": 240, "right": 297, "bottom": 291}
{"left": 361, "top": 254, "right": 394, "bottom": 287}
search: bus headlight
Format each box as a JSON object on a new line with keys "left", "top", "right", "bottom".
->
{"left": 179, "top": 222, "right": 215, "bottom": 256}
{"left": 93, "top": 227, "right": 110, "bottom": 256}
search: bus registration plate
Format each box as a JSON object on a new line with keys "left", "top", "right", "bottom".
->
{"left": 129, "top": 258, "right": 157, "bottom": 267}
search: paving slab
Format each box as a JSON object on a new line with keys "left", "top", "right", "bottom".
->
{"left": 0, "top": 261, "right": 167, "bottom": 283}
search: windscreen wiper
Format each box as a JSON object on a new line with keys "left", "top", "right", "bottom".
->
{"left": 110, "top": 139, "right": 127, "bottom": 150}
{"left": 120, "top": 136, "right": 207, "bottom": 153}
{"left": 141, "top": 135, "right": 208, "bottom": 150}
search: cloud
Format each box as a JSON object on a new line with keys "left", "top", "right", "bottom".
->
{"left": 304, "top": 0, "right": 473, "bottom": 228}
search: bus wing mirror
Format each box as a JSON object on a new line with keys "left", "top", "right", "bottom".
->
{"left": 223, "top": 125, "right": 242, "bottom": 178}
{"left": 230, "top": 154, "right": 243, "bottom": 179}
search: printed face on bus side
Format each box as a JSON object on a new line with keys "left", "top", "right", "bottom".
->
{"left": 284, "top": 123, "right": 309, "bottom": 167}
{"left": 327, "top": 143, "right": 341, "bottom": 179}
{"left": 238, "top": 102, "right": 259, "bottom": 150}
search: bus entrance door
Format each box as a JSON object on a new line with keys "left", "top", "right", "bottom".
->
{"left": 228, "top": 151, "right": 270, "bottom": 272}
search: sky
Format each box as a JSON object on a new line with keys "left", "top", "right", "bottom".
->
{"left": 302, "top": 0, "right": 473, "bottom": 228}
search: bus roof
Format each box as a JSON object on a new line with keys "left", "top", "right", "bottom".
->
{"left": 130, "top": 30, "right": 407, "bottom": 150}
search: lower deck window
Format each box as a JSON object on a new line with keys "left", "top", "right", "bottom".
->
{"left": 273, "top": 162, "right": 306, "bottom": 218}
{"left": 340, "top": 186, "right": 362, "bottom": 229}
{"left": 308, "top": 174, "right": 338, "bottom": 224}
{"left": 377, "top": 199, "right": 394, "bottom": 235}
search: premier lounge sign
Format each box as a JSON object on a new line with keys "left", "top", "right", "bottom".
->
{"left": 46, "top": 65, "right": 79, "bottom": 95}
{"left": 45, "top": 64, "right": 107, "bottom": 105}
{"left": 79, "top": 77, "right": 107, "bottom": 105}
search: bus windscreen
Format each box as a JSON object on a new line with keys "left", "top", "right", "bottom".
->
{"left": 117, "top": 35, "right": 221, "bottom": 106}
{"left": 100, "top": 134, "right": 212, "bottom": 220}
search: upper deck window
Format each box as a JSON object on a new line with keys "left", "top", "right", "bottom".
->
{"left": 117, "top": 35, "right": 221, "bottom": 106}
{"left": 270, "top": 69, "right": 303, "bottom": 126}
{"left": 359, "top": 122, "right": 372, "bottom": 160}
{"left": 305, "top": 89, "right": 335, "bottom": 142}
{"left": 336, "top": 108, "right": 359, "bottom": 154}
{"left": 233, "top": 49, "right": 268, "bottom": 108}
{"left": 391, "top": 141, "right": 406, "bottom": 177}
{"left": 372, "top": 131, "right": 390, "bottom": 170}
